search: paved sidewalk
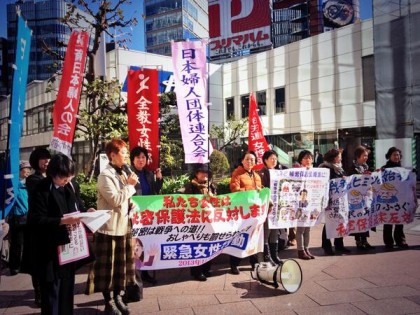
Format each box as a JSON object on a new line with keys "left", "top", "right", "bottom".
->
{"left": 1, "top": 213, "right": 420, "bottom": 315}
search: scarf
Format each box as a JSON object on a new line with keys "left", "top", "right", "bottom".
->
{"left": 190, "top": 179, "right": 214, "bottom": 196}
{"left": 352, "top": 160, "right": 369, "bottom": 174}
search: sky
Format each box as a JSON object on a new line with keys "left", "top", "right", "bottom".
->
{"left": 0, "top": 0, "right": 373, "bottom": 52}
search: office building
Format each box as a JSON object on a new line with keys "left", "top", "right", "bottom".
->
{"left": 144, "top": 0, "right": 209, "bottom": 56}
{"left": 6, "top": 0, "right": 89, "bottom": 83}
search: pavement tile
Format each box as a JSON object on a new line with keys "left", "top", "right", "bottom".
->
{"left": 317, "top": 277, "right": 377, "bottom": 291}
{"left": 158, "top": 293, "right": 220, "bottom": 310}
{"left": 354, "top": 297, "right": 420, "bottom": 314}
{"left": 251, "top": 293, "right": 319, "bottom": 312}
{"left": 128, "top": 297, "right": 160, "bottom": 313}
{"left": 363, "top": 273, "right": 420, "bottom": 287}
{"left": 406, "top": 295, "right": 420, "bottom": 306}
{"left": 307, "top": 290, "right": 374, "bottom": 305}
{"left": 360, "top": 285, "right": 420, "bottom": 299}
{"left": 145, "top": 307, "right": 195, "bottom": 315}
{"left": 193, "top": 300, "right": 260, "bottom": 315}
{"left": 294, "top": 303, "right": 367, "bottom": 315}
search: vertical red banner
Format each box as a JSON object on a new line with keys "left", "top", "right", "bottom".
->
{"left": 248, "top": 92, "right": 270, "bottom": 170}
{"left": 49, "top": 31, "right": 89, "bottom": 156}
{"left": 127, "top": 68, "right": 160, "bottom": 170}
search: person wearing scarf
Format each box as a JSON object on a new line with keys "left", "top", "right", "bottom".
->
{"left": 184, "top": 164, "right": 216, "bottom": 281}
{"left": 347, "top": 146, "right": 375, "bottom": 250}
{"left": 319, "top": 148, "right": 351, "bottom": 255}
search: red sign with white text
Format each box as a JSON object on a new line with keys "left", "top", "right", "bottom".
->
{"left": 49, "top": 31, "right": 89, "bottom": 156}
{"left": 209, "top": 0, "right": 272, "bottom": 59}
{"left": 248, "top": 92, "right": 270, "bottom": 170}
{"left": 127, "top": 68, "right": 160, "bottom": 170}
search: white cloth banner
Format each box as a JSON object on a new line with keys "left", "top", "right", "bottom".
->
{"left": 171, "top": 40, "right": 212, "bottom": 164}
{"left": 130, "top": 189, "right": 270, "bottom": 270}
{"left": 325, "top": 167, "right": 417, "bottom": 238}
{"left": 269, "top": 168, "right": 330, "bottom": 228}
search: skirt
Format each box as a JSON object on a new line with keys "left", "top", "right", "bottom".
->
{"left": 85, "top": 231, "right": 135, "bottom": 294}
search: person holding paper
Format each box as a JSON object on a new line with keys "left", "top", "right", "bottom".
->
{"left": 257, "top": 150, "right": 283, "bottom": 265}
{"left": 347, "top": 145, "right": 375, "bottom": 250}
{"left": 381, "top": 147, "right": 409, "bottom": 251}
{"left": 184, "top": 163, "right": 216, "bottom": 281}
{"left": 295, "top": 150, "right": 316, "bottom": 260}
{"left": 319, "top": 148, "right": 351, "bottom": 255}
{"left": 27, "top": 154, "right": 82, "bottom": 315}
{"left": 86, "top": 139, "right": 138, "bottom": 315}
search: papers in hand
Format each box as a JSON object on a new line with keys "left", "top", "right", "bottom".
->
{"left": 74, "top": 210, "right": 111, "bottom": 233}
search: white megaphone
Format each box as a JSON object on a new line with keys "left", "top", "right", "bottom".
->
{"left": 251, "top": 260, "right": 303, "bottom": 293}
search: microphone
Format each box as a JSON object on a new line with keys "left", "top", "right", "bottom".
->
{"left": 123, "top": 164, "right": 133, "bottom": 175}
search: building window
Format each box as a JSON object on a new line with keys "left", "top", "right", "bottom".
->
{"left": 362, "top": 55, "right": 375, "bottom": 102}
{"left": 275, "top": 87, "right": 286, "bottom": 113}
{"left": 241, "top": 94, "right": 250, "bottom": 118}
{"left": 256, "top": 90, "right": 267, "bottom": 116}
{"left": 226, "top": 97, "right": 234, "bottom": 120}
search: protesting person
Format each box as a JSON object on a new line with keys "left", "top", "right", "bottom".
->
{"left": 27, "top": 154, "right": 82, "bottom": 315}
{"left": 257, "top": 150, "right": 282, "bottom": 265}
{"left": 86, "top": 139, "right": 138, "bottom": 315}
{"left": 381, "top": 147, "right": 409, "bottom": 251}
{"left": 314, "top": 149, "right": 324, "bottom": 167}
{"left": 129, "top": 146, "right": 162, "bottom": 288}
{"left": 21, "top": 147, "right": 51, "bottom": 307}
{"left": 295, "top": 150, "right": 316, "bottom": 260}
{"left": 184, "top": 163, "right": 216, "bottom": 281}
{"left": 8, "top": 161, "right": 31, "bottom": 275}
{"left": 229, "top": 151, "right": 262, "bottom": 274}
{"left": 319, "top": 148, "right": 351, "bottom": 255}
{"left": 347, "top": 145, "right": 375, "bottom": 250}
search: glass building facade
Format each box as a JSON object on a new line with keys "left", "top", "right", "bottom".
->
{"left": 7, "top": 0, "right": 71, "bottom": 82}
{"left": 144, "top": 0, "right": 208, "bottom": 56}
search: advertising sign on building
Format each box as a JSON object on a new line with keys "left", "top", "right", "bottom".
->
{"left": 209, "top": 0, "right": 272, "bottom": 59}
{"left": 322, "top": 0, "right": 359, "bottom": 30}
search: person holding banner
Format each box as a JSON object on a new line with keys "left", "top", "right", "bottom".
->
{"left": 130, "top": 146, "right": 163, "bottom": 287}
{"left": 229, "top": 151, "right": 263, "bottom": 275}
{"left": 27, "top": 154, "right": 82, "bottom": 315}
{"left": 381, "top": 147, "right": 409, "bottom": 251}
{"left": 86, "top": 139, "right": 138, "bottom": 315}
{"left": 184, "top": 163, "right": 216, "bottom": 281}
{"left": 258, "top": 150, "right": 283, "bottom": 265}
{"left": 347, "top": 146, "right": 375, "bottom": 250}
{"left": 295, "top": 150, "right": 316, "bottom": 260}
{"left": 21, "top": 147, "right": 51, "bottom": 307}
{"left": 319, "top": 148, "right": 351, "bottom": 255}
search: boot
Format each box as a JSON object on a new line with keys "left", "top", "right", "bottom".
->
{"left": 298, "top": 250, "right": 310, "bottom": 260}
{"left": 104, "top": 299, "right": 122, "bottom": 315}
{"left": 304, "top": 248, "right": 315, "bottom": 259}
{"left": 263, "top": 243, "right": 275, "bottom": 265}
{"left": 114, "top": 295, "right": 130, "bottom": 315}
{"left": 269, "top": 243, "right": 282, "bottom": 265}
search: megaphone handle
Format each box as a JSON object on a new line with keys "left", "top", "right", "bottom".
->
{"left": 272, "top": 265, "right": 281, "bottom": 289}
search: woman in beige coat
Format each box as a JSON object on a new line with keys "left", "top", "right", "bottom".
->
{"left": 86, "top": 139, "right": 138, "bottom": 315}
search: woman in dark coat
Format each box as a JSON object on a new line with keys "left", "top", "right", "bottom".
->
{"left": 27, "top": 154, "right": 82, "bottom": 315}
{"left": 21, "top": 147, "right": 51, "bottom": 307}
{"left": 319, "top": 148, "right": 351, "bottom": 255}
{"left": 184, "top": 163, "right": 216, "bottom": 281}
{"left": 347, "top": 146, "right": 375, "bottom": 250}
{"left": 381, "top": 147, "right": 409, "bottom": 250}
{"left": 130, "top": 146, "right": 163, "bottom": 286}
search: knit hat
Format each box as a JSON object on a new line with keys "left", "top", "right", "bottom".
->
{"left": 19, "top": 160, "right": 31, "bottom": 170}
